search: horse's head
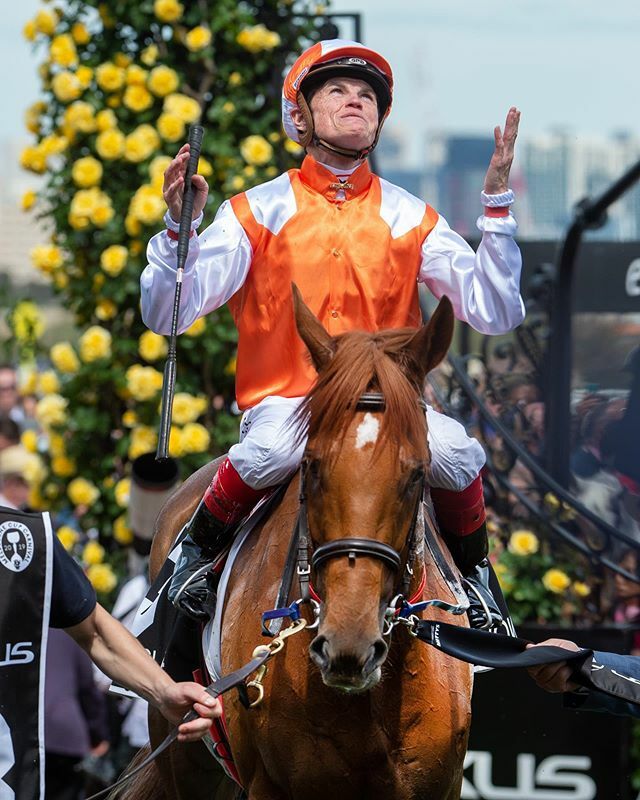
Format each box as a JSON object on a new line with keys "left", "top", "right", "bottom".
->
{"left": 292, "top": 285, "right": 454, "bottom": 692}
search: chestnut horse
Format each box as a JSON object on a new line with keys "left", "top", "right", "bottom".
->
{"left": 122, "top": 294, "right": 472, "bottom": 800}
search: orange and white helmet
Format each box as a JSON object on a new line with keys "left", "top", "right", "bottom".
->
{"left": 282, "top": 39, "right": 393, "bottom": 158}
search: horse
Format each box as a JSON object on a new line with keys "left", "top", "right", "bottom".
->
{"left": 121, "top": 291, "right": 473, "bottom": 800}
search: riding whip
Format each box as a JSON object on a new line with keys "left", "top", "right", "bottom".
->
{"left": 156, "top": 124, "right": 205, "bottom": 460}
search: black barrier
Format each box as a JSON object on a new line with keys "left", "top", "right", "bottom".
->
{"left": 466, "top": 626, "right": 634, "bottom": 800}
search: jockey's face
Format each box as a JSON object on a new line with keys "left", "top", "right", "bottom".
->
{"left": 308, "top": 77, "right": 379, "bottom": 152}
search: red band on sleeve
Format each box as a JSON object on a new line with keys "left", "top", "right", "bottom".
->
{"left": 431, "top": 476, "right": 487, "bottom": 536}
{"left": 483, "top": 206, "right": 510, "bottom": 218}
{"left": 166, "top": 228, "right": 195, "bottom": 240}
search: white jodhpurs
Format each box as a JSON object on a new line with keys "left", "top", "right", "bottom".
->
{"left": 228, "top": 395, "right": 486, "bottom": 492}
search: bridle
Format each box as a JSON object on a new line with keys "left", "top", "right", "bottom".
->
{"left": 297, "top": 391, "right": 428, "bottom": 604}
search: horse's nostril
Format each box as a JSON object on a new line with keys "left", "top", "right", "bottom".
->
{"left": 368, "top": 639, "right": 388, "bottom": 670}
{"left": 309, "top": 635, "right": 330, "bottom": 670}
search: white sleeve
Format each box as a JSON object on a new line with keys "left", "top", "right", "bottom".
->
{"left": 140, "top": 200, "right": 253, "bottom": 335}
{"left": 419, "top": 207, "right": 525, "bottom": 335}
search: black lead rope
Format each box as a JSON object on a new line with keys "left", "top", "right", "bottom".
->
{"left": 414, "top": 620, "right": 640, "bottom": 707}
{"left": 85, "top": 649, "right": 273, "bottom": 800}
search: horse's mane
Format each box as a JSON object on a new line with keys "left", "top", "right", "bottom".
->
{"left": 295, "top": 327, "right": 429, "bottom": 464}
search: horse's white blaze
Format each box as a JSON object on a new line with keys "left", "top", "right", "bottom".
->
{"left": 355, "top": 413, "right": 379, "bottom": 449}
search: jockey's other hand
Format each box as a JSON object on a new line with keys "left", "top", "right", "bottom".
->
{"left": 163, "top": 143, "right": 209, "bottom": 224}
{"left": 157, "top": 679, "right": 221, "bottom": 742}
{"left": 483, "top": 106, "right": 520, "bottom": 195}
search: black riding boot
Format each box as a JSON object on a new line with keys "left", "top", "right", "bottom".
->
{"left": 168, "top": 501, "right": 238, "bottom": 622}
{"left": 442, "top": 522, "right": 507, "bottom": 631}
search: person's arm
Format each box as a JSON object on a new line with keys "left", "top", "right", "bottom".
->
{"left": 527, "top": 638, "right": 640, "bottom": 719}
{"left": 65, "top": 604, "right": 220, "bottom": 741}
{"left": 419, "top": 107, "right": 525, "bottom": 335}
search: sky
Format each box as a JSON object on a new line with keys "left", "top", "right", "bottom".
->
{"left": 2, "top": 0, "right": 640, "bottom": 162}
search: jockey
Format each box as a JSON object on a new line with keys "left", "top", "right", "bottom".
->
{"left": 141, "top": 39, "right": 524, "bottom": 625}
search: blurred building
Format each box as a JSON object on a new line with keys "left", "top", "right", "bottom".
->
{"left": 379, "top": 124, "right": 640, "bottom": 242}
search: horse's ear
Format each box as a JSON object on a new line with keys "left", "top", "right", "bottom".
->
{"left": 292, "top": 283, "right": 336, "bottom": 372}
{"left": 406, "top": 295, "right": 454, "bottom": 379}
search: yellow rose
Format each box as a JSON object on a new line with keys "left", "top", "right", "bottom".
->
{"left": 38, "top": 370, "right": 60, "bottom": 395}
{"left": 149, "top": 155, "right": 171, "bottom": 183}
{"left": 573, "top": 581, "right": 591, "bottom": 598}
{"left": 96, "top": 129, "right": 125, "bottom": 160}
{"left": 30, "top": 244, "right": 63, "bottom": 274}
{"left": 99, "top": 246, "right": 128, "bottom": 279}
{"left": 96, "top": 62, "right": 126, "bottom": 92}
{"left": 51, "top": 454, "right": 75, "bottom": 477}
{"left": 168, "top": 425, "right": 186, "bottom": 458}
{"left": 48, "top": 433, "right": 66, "bottom": 458}
{"left": 507, "top": 529, "right": 539, "bottom": 557}
{"left": 236, "top": 24, "right": 281, "bottom": 53}
{"left": 87, "top": 563, "right": 118, "bottom": 594}
{"left": 28, "top": 487, "right": 46, "bottom": 511}
{"left": 221, "top": 101, "right": 235, "bottom": 114}
{"left": 123, "top": 84, "right": 153, "bottom": 112}
{"left": 76, "top": 66, "right": 93, "bottom": 88}
{"left": 198, "top": 157, "right": 213, "bottom": 178}
{"left": 147, "top": 65, "right": 180, "bottom": 97}
{"left": 36, "top": 394, "right": 68, "bottom": 429}
{"left": 284, "top": 138, "right": 303, "bottom": 156}
{"left": 157, "top": 112, "right": 185, "bottom": 142}
{"left": 113, "top": 515, "right": 133, "bottom": 545}
{"left": 20, "top": 146, "right": 46, "bottom": 174}
{"left": 50, "top": 33, "right": 78, "bottom": 67}
{"left": 12, "top": 300, "right": 44, "bottom": 342}
{"left": 122, "top": 410, "right": 137, "bottom": 428}
{"left": 154, "top": 0, "right": 184, "bottom": 22}
{"left": 71, "top": 156, "right": 103, "bottom": 188}
{"left": 181, "top": 422, "right": 211, "bottom": 454}
{"left": 141, "top": 45, "right": 159, "bottom": 66}
{"left": 125, "top": 365, "right": 163, "bottom": 401}
{"left": 493, "top": 562, "right": 514, "bottom": 594}
{"left": 115, "top": 477, "right": 131, "bottom": 508}
{"left": 163, "top": 93, "right": 201, "bottom": 123}
{"left": 224, "top": 355, "right": 236, "bottom": 375}
{"left": 63, "top": 101, "right": 96, "bottom": 133}
{"left": 172, "top": 393, "right": 207, "bottom": 425}
{"left": 544, "top": 492, "right": 561, "bottom": 512}
{"left": 40, "top": 134, "right": 68, "bottom": 159}
{"left": 114, "top": 52, "right": 131, "bottom": 68}
{"left": 68, "top": 477, "right": 100, "bottom": 507}
{"left": 23, "top": 20, "right": 37, "bottom": 41}
{"left": 92, "top": 198, "right": 114, "bottom": 228}
{"left": 95, "top": 298, "right": 117, "bottom": 320}
{"left": 21, "top": 429, "right": 39, "bottom": 454}
{"left": 139, "top": 330, "right": 168, "bottom": 362}
{"left": 128, "top": 425, "right": 158, "bottom": 459}
{"left": 185, "top": 318, "right": 206, "bottom": 336}
{"left": 52, "top": 71, "right": 82, "bottom": 102}
{"left": 185, "top": 26, "right": 212, "bottom": 52}
{"left": 50, "top": 342, "right": 80, "bottom": 374}
{"left": 240, "top": 135, "right": 273, "bottom": 166}
{"left": 83, "top": 540, "right": 105, "bottom": 564}
{"left": 71, "top": 22, "right": 91, "bottom": 45}
{"left": 125, "top": 215, "right": 142, "bottom": 236}
{"left": 96, "top": 109, "right": 117, "bottom": 131}
{"left": 79, "top": 325, "right": 112, "bottom": 362}
{"left": 542, "top": 568, "right": 571, "bottom": 595}
{"left": 34, "top": 9, "right": 57, "bottom": 36}
{"left": 23, "top": 454, "right": 47, "bottom": 487}
{"left": 126, "top": 64, "right": 148, "bottom": 85}
{"left": 228, "top": 71, "right": 243, "bottom": 87}
{"left": 129, "top": 185, "right": 165, "bottom": 225}
{"left": 124, "top": 125, "right": 160, "bottom": 163}
{"left": 229, "top": 175, "right": 245, "bottom": 191}
{"left": 57, "top": 526, "right": 79, "bottom": 551}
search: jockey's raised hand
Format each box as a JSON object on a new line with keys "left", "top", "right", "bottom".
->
{"left": 483, "top": 106, "right": 521, "bottom": 195}
{"left": 163, "top": 142, "right": 209, "bottom": 223}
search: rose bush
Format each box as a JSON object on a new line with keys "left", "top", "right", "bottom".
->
{"left": 13, "top": 0, "right": 326, "bottom": 598}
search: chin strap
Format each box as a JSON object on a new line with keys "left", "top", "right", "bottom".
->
{"left": 312, "top": 135, "right": 374, "bottom": 162}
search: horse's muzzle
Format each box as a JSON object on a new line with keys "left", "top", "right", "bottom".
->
{"left": 309, "top": 635, "right": 388, "bottom": 692}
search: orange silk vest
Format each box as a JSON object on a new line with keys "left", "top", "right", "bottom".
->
{"left": 228, "top": 156, "right": 439, "bottom": 410}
